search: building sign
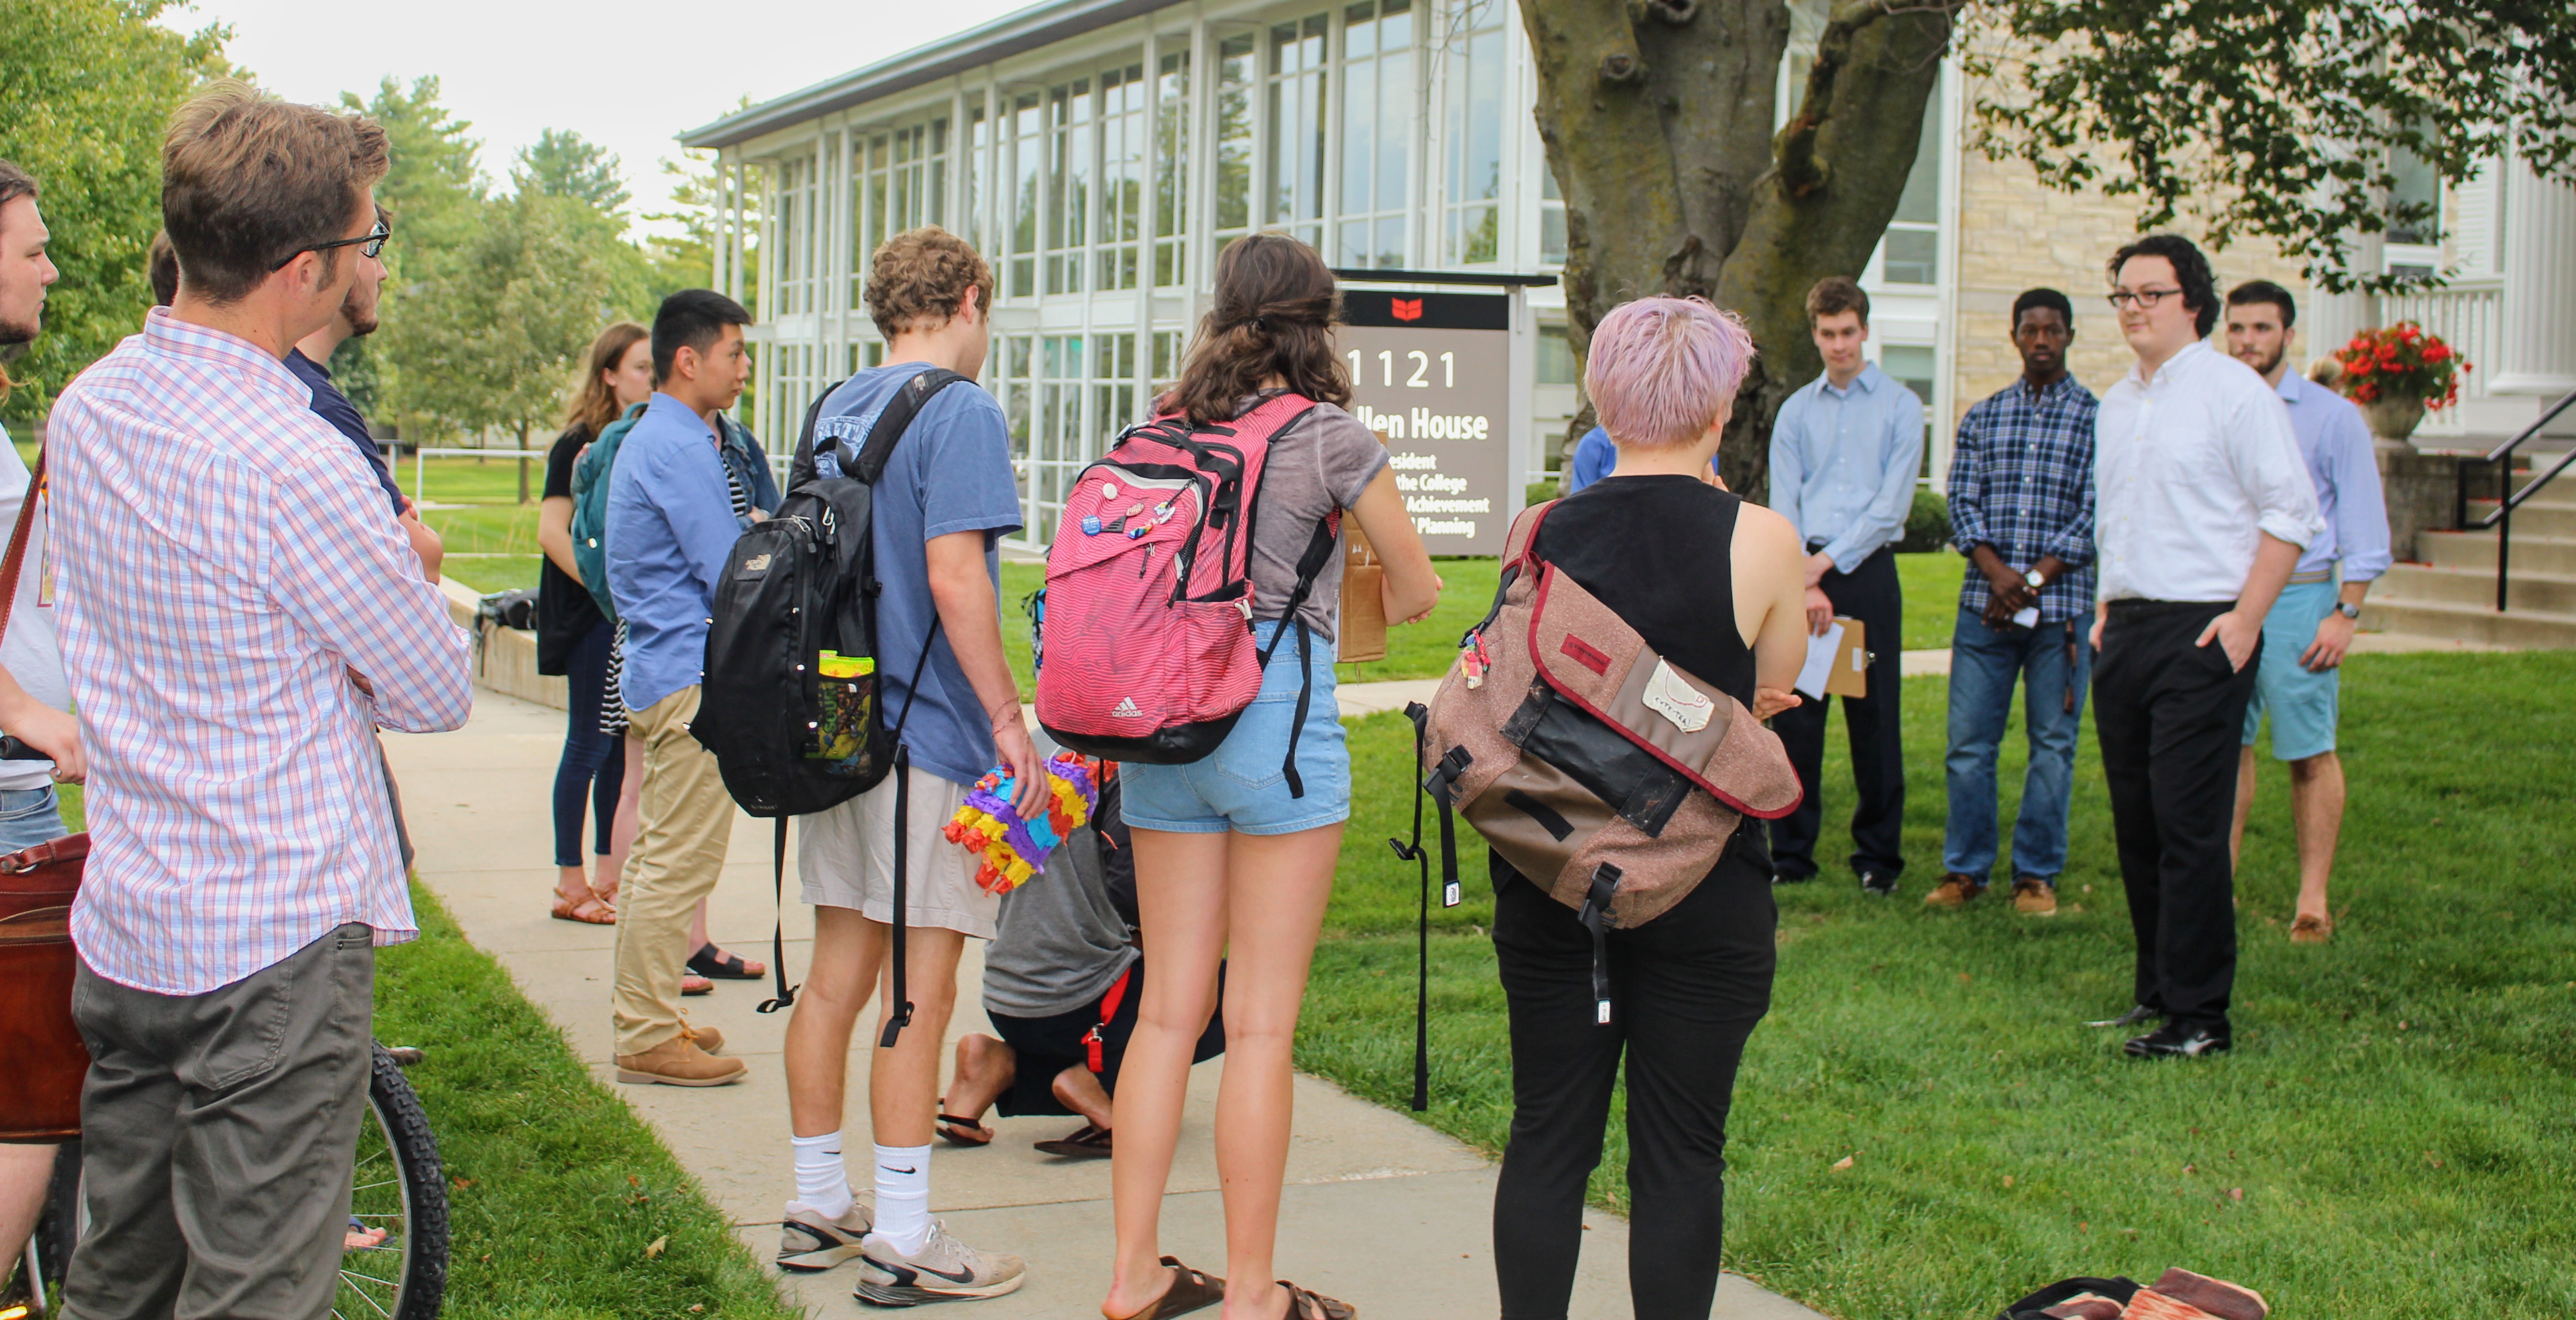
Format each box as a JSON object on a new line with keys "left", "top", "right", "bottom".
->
{"left": 1336, "top": 290, "right": 1516, "bottom": 556}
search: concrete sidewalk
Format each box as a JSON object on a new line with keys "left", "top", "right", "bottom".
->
{"left": 382, "top": 690, "right": 1824, "bottom": 1320}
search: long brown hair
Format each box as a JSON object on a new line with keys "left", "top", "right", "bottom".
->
{"left": 562, "top": 320, "right": 649, "bottom": 436}
{"left": 1166, "top": 232, "right": 1350, "bottom": 424}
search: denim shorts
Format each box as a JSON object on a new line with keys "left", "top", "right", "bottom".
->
{"left": 1121, "top": 620, "right": 1352, "bottom": 836}
{"left": 0, "top": 783, "right": 66, "bottom": 854}
{"left": 2243, "top": 578, "right": 2341, "bottom": 761}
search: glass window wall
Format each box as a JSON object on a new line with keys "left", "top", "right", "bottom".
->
{"left": 1337, "top": 0, "right": 1413, "bottom": 269}
{"left": 1441, "top": 0, "right": 1505, "bottom": 265}
{"left": 1154, "top": 52, "right": 1191, "bottom": 286}
{"left": 1267, "top": 14, "right": 1329, "bottom": 250}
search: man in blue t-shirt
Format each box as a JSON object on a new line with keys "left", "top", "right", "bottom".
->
{"left": 772, "top": 229, "right": 1043, "bottom": 1304}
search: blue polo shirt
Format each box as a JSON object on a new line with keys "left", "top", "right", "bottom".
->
{"left": 604, "top": 392, "right": 743, "bottom": 712}
{"left": 284, "top": 348, "right": 405, "bottom": 518}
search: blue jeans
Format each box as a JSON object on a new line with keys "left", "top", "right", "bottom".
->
{"left": 1943, "top": 608, "right": 2092, "bottom": 882}
{"left": 0, "top": 782, "right": 67, "bottom": 852}
{"left": 552, "top": 619, "right": 626, "bottom": 868}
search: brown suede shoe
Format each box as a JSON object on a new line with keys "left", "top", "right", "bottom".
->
{"left": 616, "top": 1033, "right": 747, "bottom": 1086}
{"left": 2012, "top": 876, "right": 2058, "bottom": 916}
{"left": 681, "top": 1020, "right": 725, "bottom": 1055}
{"left": 1924, "top": 874, "right": 1986, "bottom": 907}
{"left": 2290, "top": 913, "right": 2333, "bottom": 944}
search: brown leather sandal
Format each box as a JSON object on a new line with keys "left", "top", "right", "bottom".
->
{"left": 1104, "top": 1256, "right": 1226, "bottom": 1320}
{"left": 1277, "top": 1278, "right": 1356, "bottom": 1320}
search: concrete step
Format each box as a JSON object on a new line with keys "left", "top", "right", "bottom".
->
{"left": 2420, "top": 530, "right": 2576, "bottom": 576}
{"left": 2360, "top": 596, "right": 2576, "bottom": 648}
{"left": 2372, "top": 562, "right": 2576, "bottom": 614}
{"left": 2465, "top": 498, "right": 2576, "bottom": 536}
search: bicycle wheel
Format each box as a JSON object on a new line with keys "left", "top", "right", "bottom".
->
{"left": 340, "top": 1042, "right": 449, "bottom": 1320}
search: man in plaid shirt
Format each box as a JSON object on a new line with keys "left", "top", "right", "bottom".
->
{"left": 1926, "top": 288, "right": 2099, "bottom": 917}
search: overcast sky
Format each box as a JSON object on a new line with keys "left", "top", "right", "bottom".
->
{"left": 160, "top": 0, "right": 1030, "bottom": 236}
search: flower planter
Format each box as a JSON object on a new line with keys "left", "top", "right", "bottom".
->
{"left": 2359, "top": 392, "right": 2427, "bottom": 443}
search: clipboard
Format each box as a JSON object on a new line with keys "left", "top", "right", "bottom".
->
{"left": 1824, "top": 616, "right": 1869, "bottom": 698}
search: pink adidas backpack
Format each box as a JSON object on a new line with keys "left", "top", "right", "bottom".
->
{"left": 1036, "top": 392, "right": 1342, "bottom": 796}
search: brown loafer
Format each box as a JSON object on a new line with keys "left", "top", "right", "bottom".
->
{"left": 2012, "top": 876, "right": 2058, "bottom": 916}
{"left": 2290, "top": 913, "right": 2333, "bottom": 944}
{"left": 1924, "top": 874, "right": 1986, "bottom": 907}
{"left": 615, "top": 1033, "right": 746, "bottom": 1086}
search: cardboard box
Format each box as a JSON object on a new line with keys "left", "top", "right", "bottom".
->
{"left": 1339, "top": 522, "right": 1389, "bottom": 662}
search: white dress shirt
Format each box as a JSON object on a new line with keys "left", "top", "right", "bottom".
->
{"left": 2094, "top": 341, "right": 2324, "bottom": 604}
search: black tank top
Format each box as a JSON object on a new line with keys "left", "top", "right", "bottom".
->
{"left": 1530, "top": 476, "right": 1756, "bottom": 706}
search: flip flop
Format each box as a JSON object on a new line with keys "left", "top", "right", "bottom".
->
{"left": 1105, "top": 1257, "right": 1226, "bottom": 1320}
{"left": 935, "top": 1110, "right": 994, "bottom": 1147}
{"left": 688, "top": 943, "right": 766, "bottom": 980}
{"left": 1277, "top": 1279, "right": 1356, "bottom": 1320}
{"left": 550, "top": 895, "right": 616, "bottom": 925}
{"left": 1033, "top": 1123, "right": 1114, "bottom": 1159}
{"left": 681, "top": 973, "right": 713, "bottom": 996}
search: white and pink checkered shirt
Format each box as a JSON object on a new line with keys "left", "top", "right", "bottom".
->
{"left": 50, "top": 308, "right": 473, "bottom": 995}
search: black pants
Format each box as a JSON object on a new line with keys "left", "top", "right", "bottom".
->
{"left": 1490, "top": 856, "right": 1774, "bottom": 1320}
{"left": 2092, "top": 600, "right": 2260, "bottom": 1032}
{"left": 1770, "top": 546, "right": 1906, "bottom": 878}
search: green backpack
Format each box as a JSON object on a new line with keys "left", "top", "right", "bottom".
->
{"left": 569, "top": 401, "right": 648, "bottom": 622}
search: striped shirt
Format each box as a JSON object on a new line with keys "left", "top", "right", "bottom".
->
{"left": 1945, "top": 374, "right": 2100, "bottom": 624}
{"left": 49, "top": 308, "right": 474, "bottom": 995}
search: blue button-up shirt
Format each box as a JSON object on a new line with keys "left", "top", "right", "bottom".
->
{"left": 1563, "top": 425, "right": 1718, "bottom": 494}
{"left": 1768, "top": 364, "right": 1925, "bottom": 572}
{"left": 2277, "top": 372, "right": 2392, "bottom": 582}
{"left": 1946, "top": 374, "right": 2099, "bottom": 624}
{"left": 604, "top": 392, "right": 746, "bottom": 713}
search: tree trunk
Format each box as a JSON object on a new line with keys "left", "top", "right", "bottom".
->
{"left": 1523, "top": 0, "right": 1955, "bottom": 498}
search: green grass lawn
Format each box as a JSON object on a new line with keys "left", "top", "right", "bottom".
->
{"left": 1300, "top": 651, "right": 2576, "bottom": 1320}
{"left": 374, "top": 884, "right": 797, "bottom": 1320}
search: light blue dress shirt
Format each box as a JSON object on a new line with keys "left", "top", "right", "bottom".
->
{"left": 1767, "top": 363, "right": 1926, "bottom": 572}
{"left": 2277, "top": 372, "right": 2393, "bottom": 582}
{"left": 604, "top": 392, "right": 746, "bottom": 713}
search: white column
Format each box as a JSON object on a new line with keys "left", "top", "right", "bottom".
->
{"left": 2491, "top": 151, "right": 2576, "bottom": 396}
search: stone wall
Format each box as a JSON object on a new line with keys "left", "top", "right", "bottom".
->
{"left": 439, "top": 578, "right": 567, "bottom": 712}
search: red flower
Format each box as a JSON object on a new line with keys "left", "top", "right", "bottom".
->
{"left": 2424, "top": 344, "right": 2450, "bottom": 362}
{"left": 2349, "top": 358, "right": 2374, "bottom": 374}
{"left": 2355, "top": 382, "right": 2381, "bottom": 402}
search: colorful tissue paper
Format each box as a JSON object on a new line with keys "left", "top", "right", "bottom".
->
{"left": 943, "top": 753, "right": 1101, "bottom": 894}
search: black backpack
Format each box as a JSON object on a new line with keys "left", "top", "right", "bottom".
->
{"left": 691, "top": 367, "right": 967, "bottom": 1024}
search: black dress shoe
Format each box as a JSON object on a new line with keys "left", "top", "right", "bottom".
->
{"left": 2122, "top": 1022, "right": 2231, "bottom": 1058}
{"left": 1772, "top": 870, "right": 1813, "bottom": 886}
{"left": 2086, "top": 1004, "right": 2163, "bottom": 1029}
{"left": 1859, "top": 870, "right": 1899, "bottom": 897}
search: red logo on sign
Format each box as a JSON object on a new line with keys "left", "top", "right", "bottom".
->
{"left": 1391, "top": 297, "right": 1423, "bottom": 322}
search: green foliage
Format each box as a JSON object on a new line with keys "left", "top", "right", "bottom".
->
{"left": 1969, "top": 0, "right": 2576, "bottom": 293}
{"left": 643, "top": 148, "right": 754, "bottom": 305}
{"left": 0, "top": 0, "right": 228, "bottom": 419}
{"left": 516, "top": 129, "right": 629, "bottom": 214}
{"left": 347, "top": 76, "right": 486, "bottom": 283}
{"left": 1898, "top": 486, "right": 1950, "bottom": 554}
{"left": 1305, "top": 653, "right": 2576, "bottom": 1318}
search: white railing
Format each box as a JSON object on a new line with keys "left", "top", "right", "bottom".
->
{"left": 2380, "top": 280, "right": 2503, "bottom": 432}
{"left": 399, "top": 445, "right": 793, "bottom": 508}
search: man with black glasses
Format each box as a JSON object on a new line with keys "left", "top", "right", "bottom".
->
{"left": 2089, "top": 235, "right": 2320, "bottom": 1059}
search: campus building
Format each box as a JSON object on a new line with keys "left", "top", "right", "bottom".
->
{"left": 681, "top": 0, "right": 2576, "bottom": 550}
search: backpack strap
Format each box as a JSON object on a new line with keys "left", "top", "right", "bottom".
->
{"left": 792, "top": 368, "right": 972, "bottom": 490}
{"left": 1254, "top": 512, "right": 1343, "bottom": 798}
{"left": 1500, "top": 499, "right": 1556, "bottom": 568}
{"left": 1392, "top": 700, "right": 1467, "bottom": 1112}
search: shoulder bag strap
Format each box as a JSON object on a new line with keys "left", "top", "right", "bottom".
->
{"left": 0, "top": 446, "right": 41, "bottom": 652}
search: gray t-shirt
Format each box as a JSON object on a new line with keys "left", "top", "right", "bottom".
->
{"left": 981, "top": 819, "right": 1137, "bottom": 1018}
{"left": 1239, "top": 398, "right": 1389, "bottom": 646}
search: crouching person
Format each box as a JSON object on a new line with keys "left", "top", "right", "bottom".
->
{"left": 937, "top": 768, "right": 1227, "bottom": 1157}
{"left": 1459, "top": 297, "right": 1809, "bottom": 1320}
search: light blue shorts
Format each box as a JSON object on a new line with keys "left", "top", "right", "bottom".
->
{"left": 0, "top": 784, "right": 65, "bottom": 854}
{"left": 1121, "top": 620, "right": 1352, "bottom": 836}
{"left": 2242, "top": 578, "right": 2342, "bottom": 762}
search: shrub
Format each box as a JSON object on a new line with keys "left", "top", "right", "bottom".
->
{"left": 1898, "top": 488, "right": 1950, "bottom": 554}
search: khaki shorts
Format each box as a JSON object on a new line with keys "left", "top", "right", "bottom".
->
{"left": 797, "top": 766, "right": 999, "bottom": 940}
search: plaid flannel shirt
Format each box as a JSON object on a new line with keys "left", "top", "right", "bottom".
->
{"left": 1946, "top": 376, "right": 2099, "bottom": 624}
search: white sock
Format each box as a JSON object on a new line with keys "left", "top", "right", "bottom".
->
{"left": 872, "top": 1142, "right": 933, "bottom": 1254}
{"left": 791, "top": 1131, "right": 852, "bottom": 1220}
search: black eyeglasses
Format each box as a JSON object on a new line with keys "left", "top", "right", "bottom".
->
{"left": 2106, "top": 286, "right": 2184, "bottom": 310}
{"left": 271, "top": 218, "right": 390, "bottom": 272}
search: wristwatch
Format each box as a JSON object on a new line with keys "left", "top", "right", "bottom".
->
{"left": 2334, "top": 601, "right": 2362, "bottom": 620}
{"left": 2023, "top": 568, "right": 2047, "bottom": 590}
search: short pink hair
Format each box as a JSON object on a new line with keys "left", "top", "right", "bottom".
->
{"left": 1583, "top": 296, "right": 1757, "bottom": 450}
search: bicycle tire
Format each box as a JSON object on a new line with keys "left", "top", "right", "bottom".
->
{"left": 352, "top": 1041, "right": 450, "bottom": 1320}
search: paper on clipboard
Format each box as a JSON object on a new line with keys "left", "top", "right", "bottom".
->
{"left": 1795, "top": 622, "right": 1846, "bottom": 700}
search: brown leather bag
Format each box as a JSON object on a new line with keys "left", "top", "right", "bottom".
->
{"left": 0, "top": 446, "right": 89, "bottom": 1143}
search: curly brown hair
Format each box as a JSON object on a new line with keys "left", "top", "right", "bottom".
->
{"left": 865, "top": 226, "right": 994, "bottom": 339}
{"left": 1164, "top": 232, "right": 1350, "bottom": 425}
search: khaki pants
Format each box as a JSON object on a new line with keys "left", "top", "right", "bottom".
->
{"left": 612, "top": 685, "right": 736, "bottom": 1056}
{"left": 66, "top": 924, "right": 375, "bottom": 1320}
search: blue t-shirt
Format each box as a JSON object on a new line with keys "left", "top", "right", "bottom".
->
{"left": 812, "top": 364, "right": 1023, "bottom": 788}
{"left": 1563, "top": 425, "right": 1718, "bottom": 494}
{"left": 284, "top": 348, "right": 405, "bottom": 518}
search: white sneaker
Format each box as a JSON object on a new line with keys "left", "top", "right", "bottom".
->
{"left": 777, "top": 1200, "right": 873, "bottom": 1272}
{"left": 854, "top": 1219, "right": 1027, "bottom": 1304}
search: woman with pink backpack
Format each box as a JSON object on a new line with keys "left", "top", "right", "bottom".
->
{"left": 1051, "top": 234, "right": 1441, "bottom": 1320}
